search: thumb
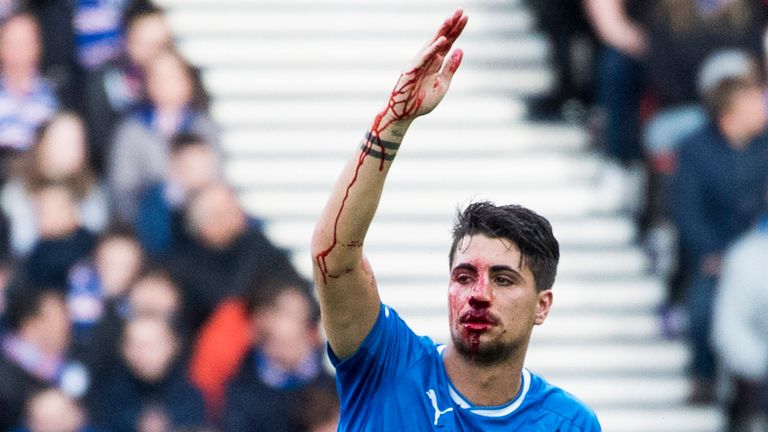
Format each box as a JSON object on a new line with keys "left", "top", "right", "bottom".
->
{"left": 439, "top": 48, "right": 464, "bottom": 84}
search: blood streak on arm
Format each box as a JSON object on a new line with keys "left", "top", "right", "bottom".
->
{"left": 314, "top": 67, "right": 428, "bottom": 283}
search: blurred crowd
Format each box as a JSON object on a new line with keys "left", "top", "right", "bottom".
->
{"left": 526, "top": 0, "right": 768, "bottom": 430}
{"left": 0, "top": 2, "right": 338, "bottom": 432}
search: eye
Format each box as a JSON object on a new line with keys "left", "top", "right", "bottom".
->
{"left": 453, "top": 273, "right": 475, "bottom": 285}
{"left": 495, "top": 275, "right": 514, "bottom": 286}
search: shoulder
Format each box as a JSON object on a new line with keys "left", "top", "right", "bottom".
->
{"left": 526, "top": 371, "right": 601, "bottom": 431}
{"left": 723, "top": 228, "right": 768, "bottom": 268}
{"left": 678, "top": 126, "right": 718, "bottom": 155}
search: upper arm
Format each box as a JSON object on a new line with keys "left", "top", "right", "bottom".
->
{"left": 312, "top": 243, "right": 382, "bottom": 360}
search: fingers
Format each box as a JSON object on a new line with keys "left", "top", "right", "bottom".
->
{"left": 429, "top": 8, "right": 468, "bottom": 53}
{"left": 439, "top": 48, "right": 464, "bottom": 82}
{"left": 412, "top": 36, "right": 448, "bottom": 71}
{"left": 430, "top": 8, "right": 464, "bottom": 45}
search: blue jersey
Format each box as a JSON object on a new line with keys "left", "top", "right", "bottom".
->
{"left": 330, "top": 305, "right": 601, "bottom": 431}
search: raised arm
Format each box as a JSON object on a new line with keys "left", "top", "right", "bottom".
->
{"left": 311, "top": 8, "right": 468, "bottom": 359}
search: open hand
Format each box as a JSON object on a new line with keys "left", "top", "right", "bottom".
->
{"left": 373, "top": 8, "right": 468, "bottom": 133}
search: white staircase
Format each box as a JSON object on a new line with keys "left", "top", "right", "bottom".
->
{"left": 157, "top": 0, "right": 724, "bottom": 430}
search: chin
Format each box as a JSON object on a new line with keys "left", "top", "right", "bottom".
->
{"left": 451, "top": 332, "right": 518, "bottom": 365}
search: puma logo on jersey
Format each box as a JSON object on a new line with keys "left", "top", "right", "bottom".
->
{"left": 426, "top": 389, "right": 454, "bottom": 426}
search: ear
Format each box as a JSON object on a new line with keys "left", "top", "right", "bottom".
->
{"left": 533, "top": 290, "right": 553, "bottom": 326}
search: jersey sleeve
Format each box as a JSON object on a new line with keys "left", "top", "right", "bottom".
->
{"left": 328, "top": 304, "right": 431, "bottom": 407}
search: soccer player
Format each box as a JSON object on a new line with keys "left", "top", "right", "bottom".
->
{"left": 311, "top": 8, "right": 602, "bottom": 431}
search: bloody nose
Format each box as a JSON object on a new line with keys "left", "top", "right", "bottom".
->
{"left": 468, "top": 296, "right": 490, "bottom": 309}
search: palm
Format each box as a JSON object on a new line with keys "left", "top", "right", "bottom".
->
{"left": 378, "top": 9, "right": 468, "bottom": 128}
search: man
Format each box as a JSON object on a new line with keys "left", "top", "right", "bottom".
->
{"left": 671, "top": 63, "right": 768, "bottom": 403}
{"left": 311, "top": 8, "right": 601, "bottom": 431}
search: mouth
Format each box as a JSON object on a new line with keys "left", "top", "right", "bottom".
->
{"left": 459, "top": 311, "right": 496, "bottom": 332}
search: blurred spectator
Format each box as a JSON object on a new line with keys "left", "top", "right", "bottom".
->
{"left": 20, "top": 182, "right": 97, "bottom": 289}
{"left": 108, "top": 50, "right": 218, "bottom": 223}
{"left": 672, "top": 72, "right": 768, "bottom": 403}
{"left": 585, "top": 0, "right": 647, "bottom": 213}
{"left": 641, "top": 1, "right": 767, "bottom": 229}
{"left": 2, "top": 112, "right": 108, "bottom": 257}
{"left": 18, "top": 387, "right": 94, "bottom": 432}
{"left": 84, "top": 4, "right": 173, "bottom": 173}
{"left": 67, "top": 226, "right": 144, "bottom": 349}
{"left": 222, "top": 278, "right": 333, "bottom": 432}
{"left": 659, "top": 50, "right": 762, "bottom": 338}
{"left": 88, "top": 317, "right": 205, "bottom": 432}
{"left": 28, "top": 0, "right": 155, "bottom": 111}
{"left": 169, "top": 183, "right": 289, "bottom": 331}
{"left": 712, "top": 210, "right": 768, "bottom": 431}
{"left": 77, "top": 267, "right": 182, "bottom": 384}
{"left": 0, "top": 12, "right": 57, "bottom": 163}
{"left": 127, "top": 268, "right": 183, "bottom": 323}
{"left": 136, "top": 133, "right": 221, "bottom": 258}
{"left": 524, "top": 0, "right": 595, "bottom": 121}
{"left": 190, "top": 256, "right": 304, "bottom": 420}
{"left": 0, "top": 287, "right": 89, "bottom": 431}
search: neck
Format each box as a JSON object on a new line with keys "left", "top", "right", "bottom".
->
{"left": 17, "top": 329, "right": 62, "bottom": 358}
{"left": 719, "top": 121, "right": 754, "bottom": 150}
{"left": 2, "top": 68, "right": 35, "bottom": 94}
{"left": 442, "top": 341, "right": 526, "bottom": 406}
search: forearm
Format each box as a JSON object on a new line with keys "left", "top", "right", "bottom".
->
{"left": 585, "top": 0, "right": 646, "bottom": 58}
{"left": 312, "top": 118, "right": 412, "bottom": 279}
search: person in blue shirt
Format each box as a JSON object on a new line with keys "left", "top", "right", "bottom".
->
{"left": 310, "top": 8, "right": 601, "bottom": 431}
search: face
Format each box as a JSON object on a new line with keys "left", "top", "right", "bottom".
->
{"left": 37, "top": 115, "right": 88, "bottom": 178}
{"left": 26, "top": 389, "right": 84, "bottom": 432}
{"left": 259, "top": 289, "right": 318, "bottom": 371}
{"left": 170, "top": 143, "right": 219, "bottom": 193}
{"left": 146, "top": 53, "right": 194, "bottom": 109}
{"left": 23, "top": 293, "right": 71, "bottom": 356}
{"left": 189, "top": 185, "right": 247, "bottom": 249}
{"left": 0, "top": 15, "right": 41, "bottom": 72}
{"left": 128, "top": 275, "right": 180, "bottom": 321}
{"left": 125, "top": 14, "right": 173, "bottom": 68}
{"left": 34, "top": 186, "right": 79, "bottom": 240}
{"left": 122, "top": 318, "right": 178, "bottom": 382}
{"left": 95, "top": 237, "right": 143, "bottom": 298}
{"left": 448, "top": 234, "right": 552, "bottom": 364}
{"left": 727, "top": 87, "right": 767, "bottom": 139}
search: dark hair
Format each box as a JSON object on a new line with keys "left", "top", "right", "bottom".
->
{"left": 98, "top": 223, "right": 140, "bottom": 245}
{"left": 704, "top": 75, "right": 761, "bottom": 119}
{"left": 170, "top": 132, "right": 210, "bottom": 154}
{"left": 5, "top": 286, "right": 62, "bottom": 331}
{"left": 449, "top": 201, "right": 559, "bottom": 292}
{"left": 145, "top": 49, "right": 209, "bottom": 111}
{"left": 123, "top": 2, "right": 166, "bottom": 31}
{"left": 243, "top": 271, "right": 321, "bottom": 328}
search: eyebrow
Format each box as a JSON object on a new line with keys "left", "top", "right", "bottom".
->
{"left": 452, "top": 263, "right": 523, "bottom": 275}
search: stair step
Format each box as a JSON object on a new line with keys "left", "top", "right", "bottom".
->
{"left": 526, "top": 342, "right": 689, "bottom": 375}
{"left": 595, "top": 407, "right": 723, "bottom": 432}
{"left": 204, "top": 67, "right": 551, "bottom": 97}
{"left": 221, "top": 125, "right": 588, "bottom": 156}
{"left": 227, "top": 155, "right": 599, "bottom": 188}
{"left": 240, "top": 186, "right": 620, "bottom": 220}
{"left": 179, "top": 37, "right": 547, "bottom": 67}
{"left": 168, "top": 9, "right": 531, "bottom": 36}
{"left": 212, "top": 97, "right": 525, "bottom": 127}
{"left": 158, "top": 0, "right": 520, "bottom": 10}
